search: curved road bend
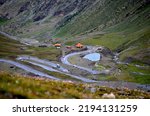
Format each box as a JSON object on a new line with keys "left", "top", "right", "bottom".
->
{"left": 0, "top": 59, "right": 149, "bottom": 91}
{"left": 26, "top": 62, "right": 97, "bottom": 83}
{"left": 24, "top": 61, "right": 59, "bottom": 72}
{"left": 0, "top": 59, "right": 59, "bottom": 80}
{"left": 61, "top": 49, "right": 100, "bottom": 74}
{"left": 17, "top": 56, "right": 97, "bottom": 82}
{"left": 17, "top": 55, "right": 69, "bottom": 73}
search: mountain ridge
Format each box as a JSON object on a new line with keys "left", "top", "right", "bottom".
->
{"left": 0, "top": 0, "right": 149, "bottom": 39}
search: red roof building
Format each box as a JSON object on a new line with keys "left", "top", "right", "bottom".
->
{"left": 75, "top": 43, "right": 83, "bottom": 48}
{"left": 54, "top": 43, "right": 61, "bottom": 47}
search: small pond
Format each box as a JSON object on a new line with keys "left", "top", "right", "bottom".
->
{"left": 83, "top": 53, "right": 101, "bottom": 61}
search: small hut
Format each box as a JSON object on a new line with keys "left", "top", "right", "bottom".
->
{"left": 75, "top": 43, "right": 83, "bottom": 48}
{"left": 54, "top": 43, "right": 61, "bottom": 48}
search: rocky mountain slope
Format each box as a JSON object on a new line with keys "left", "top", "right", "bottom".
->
{"left": 0, "top": 0, "right": 149, "bottom": 39}
{"left": 0, "top": 0, "right": 96, "bottom": 40}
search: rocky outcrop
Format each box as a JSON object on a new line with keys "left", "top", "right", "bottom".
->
{"left": 18, "top": 2, "right": 30, "bottom": 14}
{"left": 0, "top": 0, "right": 8, "bottom": 6}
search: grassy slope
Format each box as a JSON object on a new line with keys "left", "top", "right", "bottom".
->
{"left": 0, "top": 18, "right": 8, "bottom": 25}
{"left": 28, "top": 46, "right": 61, "bottom": 61}
{"left": 0, "top": 72, "right": 150, "bottom": 99}
{"left": 0, "top": 34, "right": 27, "bottom": 58}
{"left": 116, "top": 64, "right": 150, "bottom": 84}
{"left": 54, "top": 0, "right": 149, "bottom": 37}
{"left": 81, "top": 33, "right": 126, "bottom": 50}
{"left": 0, "top": 33, "right": 61, "bottom": 61}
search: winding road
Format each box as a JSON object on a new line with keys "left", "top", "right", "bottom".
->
{"left": 16, "top": 55, "right": 150, "bottom": 91}
{"left": 17, "top": 55, "right": 97, "bottom": 82}
{"left": 17, "top": 55, "right": 69, "bottom": 73}
{"left": 0, "top": 56, "right": 150, "bottom": 91}
{"left": 61, "top": 48, "right": 101, "bottom": 74}
{"left": 0, "top": 59, "right": 59, "bottom": 80}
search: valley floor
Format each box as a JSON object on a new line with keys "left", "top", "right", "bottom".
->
{"left": 0, "top": 32, "right": 150, "bottom": 99}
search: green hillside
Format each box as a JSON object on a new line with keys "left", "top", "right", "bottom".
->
{"left": 55, "top": 0, "right": 150, "bottom": 37}
{"left": 0, "top": 72, "right": 150, "bottom": 99}
{"left": 0, "top": 34, "right": 25, "bottom": 58}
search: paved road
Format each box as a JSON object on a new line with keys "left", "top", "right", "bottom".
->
{"left": 0, "top": 59, "right": 59, "bottom": 80}
{"left": 17, "top": 55, "right": 69, "bottom": 73}
{"left": 17, "top": 56, "right": 97, "bottom": 82}
{"left": 1, "top": 58, "right": 150, "bottom": 91}
{"left": 61, "top": 49, "right": 101, "bottom": 74}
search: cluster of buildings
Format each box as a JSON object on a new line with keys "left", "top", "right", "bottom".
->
{"left": 53, "top": 42, "right": 84, "bottom": 49}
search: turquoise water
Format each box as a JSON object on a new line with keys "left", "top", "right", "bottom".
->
{"left": 83, "top": 53, "right": 101, "bottom": 61}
